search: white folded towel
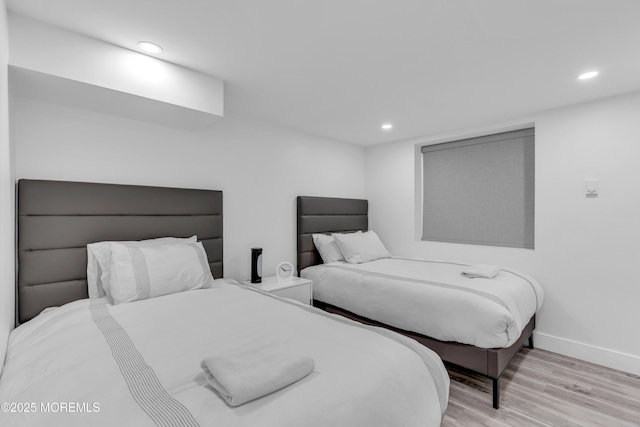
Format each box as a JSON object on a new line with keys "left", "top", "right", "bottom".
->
{"left": 201, "top": 342, "right": 315, "bottom": 407}
{"left": 460, "top": 264, "right": 501, "bottom": 279}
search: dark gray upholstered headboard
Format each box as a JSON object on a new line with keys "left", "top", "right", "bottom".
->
{"left": 296, "top": 196, "right": 368, "bottom": 272}
{"left": 17, "top": 179, "right": 223, "bottom": 324}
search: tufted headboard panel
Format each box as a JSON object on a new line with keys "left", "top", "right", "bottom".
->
{"left": 17, "top": 179, "right": 223, "bottom": 323}
{"left": 296, "top": 196, "right": 368, "bottom": 273}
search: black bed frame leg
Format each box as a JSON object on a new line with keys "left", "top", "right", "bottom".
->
{"left": 528, "top": 333, "right": 534, "bottom": 349}
{"left": 492, "top": 377, "right": 500, "bottom": 409}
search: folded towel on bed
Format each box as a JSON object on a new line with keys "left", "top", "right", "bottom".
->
{"left": 201, "top": 342, "right": 315, "bottom": 406}
{"left": 460, "top": 264, "right": 501, "bottom": 279}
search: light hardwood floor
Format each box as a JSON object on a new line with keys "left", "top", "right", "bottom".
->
{"left": 441, "top": 348, "right": 640, "bottom": 427}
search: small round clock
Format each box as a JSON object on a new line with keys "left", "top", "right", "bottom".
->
{"left": 276, "top": 261, "right": 294, "bottom": 282}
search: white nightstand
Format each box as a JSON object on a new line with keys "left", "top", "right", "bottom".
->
{"left": 244, "top": 276, "right": 313, "bottom": 305}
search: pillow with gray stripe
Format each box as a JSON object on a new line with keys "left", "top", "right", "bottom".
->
{"left": 107, "top": 241, "right": 215, "bottom": 305}
{"left": 87, "top": 236, "right": 198, "bottom": 301}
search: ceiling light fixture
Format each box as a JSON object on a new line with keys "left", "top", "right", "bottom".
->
{"left": 137, "top": 41, "right": 163, "bottom": 54}
{"left": 577, "top": 71, "right": 599, "bottom": 80}
{"left": 381, "top": 123, "right": 393, "bottom": 130}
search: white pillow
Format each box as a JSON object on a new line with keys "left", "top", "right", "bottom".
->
{"left": 87, "top": 236, "right": 198, "bottom": 300}
{"left": 312, "top": 231, "right": 361, "bottom": 263}
{"left": 107, "top": 241, "right": 214, "bottom": 305}
{"left": 332, "top": 230, "right": 391, "bottom": 264}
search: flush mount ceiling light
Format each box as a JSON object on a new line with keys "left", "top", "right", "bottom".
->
{"left": 137, "top": 41, "right": 163, "bottom": 54}
{"left": 577, "top": 71, "right": 599, "bottom": 80}
{"left": 381, "top": 123, "right": 393, "bottom": 130}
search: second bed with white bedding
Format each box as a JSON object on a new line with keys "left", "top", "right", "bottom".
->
{"left": 302, "top": 257, "right": 544, "bottom": 349}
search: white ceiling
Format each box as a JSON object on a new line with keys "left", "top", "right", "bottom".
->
{"left": 7, "top": 0, "right": 640, "bottom": 145}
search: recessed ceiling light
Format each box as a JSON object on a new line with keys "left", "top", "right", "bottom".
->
{"left": 381, "top": 123, "right": 393, "bottom": 130}
{"left": 137, "top": 41, "right": 163, "bottom": 54}
{"left": 577, "top": 71, "right": 599, "bottom": 80}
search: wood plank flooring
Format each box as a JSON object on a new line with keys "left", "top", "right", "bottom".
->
{"left": 441, "top": 348, "right": 640, "bottom": 427}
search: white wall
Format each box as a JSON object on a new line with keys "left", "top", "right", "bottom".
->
{"left": 366, "top": 90, "right": 640, "bottom": 375}
{"left": 9, "top": 14, "right": 224, "bottom": 128}
{"left": 12, "top": 97, "right": 365, "bottom": 282}
{"left": 0, "top": 0, "right": 15, "bottom": 375}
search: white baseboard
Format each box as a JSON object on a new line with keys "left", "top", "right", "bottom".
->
{"left": 534, "top": 332, "right": 640, "bottom": 376}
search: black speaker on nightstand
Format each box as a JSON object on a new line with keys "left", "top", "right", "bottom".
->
{"left": 251, "top": 248, "right": 262, "bottom": 283}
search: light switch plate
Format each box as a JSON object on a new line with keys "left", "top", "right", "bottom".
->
{"left": 585, "top": 179, "right": 599, "bottom": 197}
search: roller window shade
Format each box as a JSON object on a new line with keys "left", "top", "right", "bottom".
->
{"left": 421, "top": 128, "right": 534, "bottom": 249}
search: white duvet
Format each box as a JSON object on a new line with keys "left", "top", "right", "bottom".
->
{"left": 303, "top": 258, "right": 544, "bottom": 348}
{"left": 0, "top": 280, "right": 448, "bottom": 427}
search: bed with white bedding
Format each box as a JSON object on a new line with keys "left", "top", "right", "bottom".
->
{"left": 0, "top": 281, "right": 449, "bottom": 427}
{"left": 297, "top": 195, "right": 545, "bottom": 409}
{"left": 302, "top": 257, "right": 544, "bottom": 349}
{"left": 4, "top": 180, "right": 449, "bottom": 427}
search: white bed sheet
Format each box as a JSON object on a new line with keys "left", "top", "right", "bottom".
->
{"left": 0, "top": 280, "right": 448, "bottom": 427}
{"left": 302, "top": 258, "right": 544, "bottom": 348}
